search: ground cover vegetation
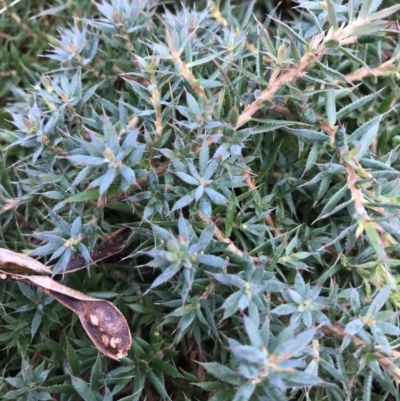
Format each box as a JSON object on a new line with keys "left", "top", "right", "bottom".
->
{"left": 0, "top": 0, "right": 400, "bottom": 399}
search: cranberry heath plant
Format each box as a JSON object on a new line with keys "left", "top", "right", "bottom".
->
{"left": 1, "top": 0, "right": 400, "bottom": 400}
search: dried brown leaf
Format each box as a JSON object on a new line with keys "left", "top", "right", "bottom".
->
{"left": 0, "top": 248, "right": 52, "bottom": 275}
{"left": 0, "top": 269, "right": 131, "bottom": 360}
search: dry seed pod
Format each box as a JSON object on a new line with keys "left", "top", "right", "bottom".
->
{"left": 25, "top": 276, "right": 131, "bottom": 360}
{"left": 40, "top": 289, "right": 131, "bottom": 360}
{"left": 0, "top": 272, "right": 131, "bottom": 360}
{"left": 0, "top": 248, "right": 52, "bottom": 275}
{"left": 58, "top": 227, "right": 131, "bottom": 274}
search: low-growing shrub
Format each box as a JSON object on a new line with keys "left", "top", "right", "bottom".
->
{"left": 1, "top": 0, "right": 400, "bottom": 400}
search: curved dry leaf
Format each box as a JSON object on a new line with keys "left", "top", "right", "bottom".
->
{"left": 24, "top": 275, "right": 96, "bottom": 301}
{"left": 41, "top": 289, "right": 132, "bottom": 360}
{"left": 55, "top": 227, "right": 131, "bottom": 274}
{"left": 0, "top": 248, "right": 52, "bottom": 275}
{"left": 0, "top": 271, "right": 131, "bottom": 360}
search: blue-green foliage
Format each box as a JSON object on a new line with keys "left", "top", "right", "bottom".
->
{"left": 1, "top": 0, "right": 400, "bottom": 400}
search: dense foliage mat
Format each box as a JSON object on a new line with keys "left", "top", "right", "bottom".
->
{"left": 1, "top": 0, "right": 400, "bottom": 400}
